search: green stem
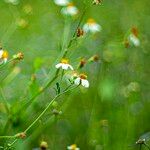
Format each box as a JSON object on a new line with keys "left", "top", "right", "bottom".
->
{"left": 4, "top": 85, "right": 79, "bottom": 148}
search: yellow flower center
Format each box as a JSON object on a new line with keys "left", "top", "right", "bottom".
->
{"left": 61, "top": 58, "right": 69, "bottom": 64}
{"left": 68, "top": 2, "right": 74, "bottom": 7}
{"left": 87, "top": 18, "right": 96, "bottom": 24}
{"left": 2, "top": 51, "right": 8, "bottom": 59}
{"left": 70, "top": 144, "right": 77, "bottom": 149}
{"left": 79, "top": 74, "right": 87, "bottom": 79}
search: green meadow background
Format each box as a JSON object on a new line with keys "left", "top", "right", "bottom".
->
{"left": 0, "top": 0, "right": 150, "bottom": 149}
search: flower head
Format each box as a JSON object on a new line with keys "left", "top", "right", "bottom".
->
{"left": 55, "top": 58, "right": 73, "bottom": 70}
{"left": 61, "top": 3, "right": 78, "bottom": 16}
{"left": 128, "top": 27, "right": 140, "bottom": 47}
{"left": 0, "top": 49, "right": 8, "bottom": 64}
{"left": 78, "top": 58, "right": 86, "bottom": 68}
{"left": 54, "top": 0, "right": 70, "bottom": 6}
{"left": 4, "top": 0, "right": 19, "bottom": 5}
{"left": 93, "top": 0, "right": 103, "bottom": 5}
{"left": 74, "top": 73, "right": 89, "bottom": 88}
{"left": 83, "top": 18, "right": 102, "bottom": 33}
{"left": 67, "top": 144, "right": 80, "bottom": 150}
{"left": 40, "top": 141, "right": 48, "bottom": 150}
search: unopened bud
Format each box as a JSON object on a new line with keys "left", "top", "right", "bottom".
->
{"left": 13, "top": 52, "right": 24, "bottom": 60}
{"left": 77, "top": 28, "right": 84, "bottom": 37}
{"left": 40, "top": 141, "right": 48, "bottom": 150}
{"left": 89, "top": 55, "right": 99, "bottom": 62}
{"left": 15, "top": 132, "right": 26, "bottom": 139}
{"left": 78, "top": 58, "right": 86, "bottom": 68}
{"left": 93, "top": 0, "right": 102, "bottom": 5}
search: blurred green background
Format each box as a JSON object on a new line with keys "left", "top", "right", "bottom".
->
{"left": 0, "top": 0, "right": 150, "bottom": 149}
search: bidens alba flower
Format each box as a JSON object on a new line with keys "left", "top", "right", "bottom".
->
{"left": 74, "top": 73, "right": 89, "bottom": 88}
{"left": 67, "top": 144, "right": 80, "bottom": 150}
{"left": 83, "top": 18, "right": 102, "bottom": 33}
{"left": 61, "top": 3, "right": 78, "bottom": 16}
{"left": 4, "top": 0, "right": 19, "bottom": 5}
{"left": 0, "top": 49, "right": 8, "bottom": 64}
{"left": 54, "top": 0, "right": 70, "bottom": 6}
{"left": 128, "top": 27, "right": 140, "bottom": 47}
{"left": 55, "top": 58, "right": 73, "bottom": 70}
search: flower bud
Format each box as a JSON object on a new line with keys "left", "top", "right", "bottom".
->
{"left": 77, "top": 28, "right": 84, "bottom": 37}
{"left": 78, "top": 58, "right": 86, "bottom": 68}
{"left": 40, "top": 141, "right": 48, "bottom": 150}
{"left": 93, "top": 0, "right": 102, "bottom": 5}
{"left": 15, "top": 132, "right": 26, "bottom": 139}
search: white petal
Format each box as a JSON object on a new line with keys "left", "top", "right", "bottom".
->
{"left": 68, "top": 64, "right": 74, "bottom": 70}
{"left": 83, "top": 24, "right": 90, "bottom": 33}
{"left": 54, "top": 0, "right": 69, "bottom": 6}
{"left": 55, "top": 63, "right": 62, "bottom": 69}
{"left": 61, "top": 6, "right": 78, "bottom": 16}
{"left": 90, "top": 24, "right": 101, "bottom": 33}
{"left": 0, "top": 50, "right": 3, "bottom": 58}
{"left": 62, "top": 64, "right": 69, "bottom": 70}
{"left": 3, "top": 58, "right": 7, "bottom": 63}
{"left": 74, "top": 77, "right": 81, "bottom": 85}
{"left": 81, "top": 79, "right": 89, "bottom": 88}
{"left": 67, "top": 146, "right": 71, "bottom": 150}
{"left": 129, "top": 34, "right": 140, "bottom": 47}
{"left": 76, "top": 148, "right": 80, "bottom": 150}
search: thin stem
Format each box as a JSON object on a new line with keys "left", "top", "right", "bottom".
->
{"left": 0, "top": 136, "right": 16, "bottom": 139}
{"left": 4, "top": 85, "right": 79, "bottom": 148}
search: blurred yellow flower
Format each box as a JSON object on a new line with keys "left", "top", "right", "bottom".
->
{"left": 0, "top": 49, "right": 8, "bottom": 64}
{"left": 67, "top": 144, "right": 80, "bottom": 150}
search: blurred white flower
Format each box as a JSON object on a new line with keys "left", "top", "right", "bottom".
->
{"left": 83, "top": 18, "right": 102, "bottom": 33}
{"left": 54, "top": 0, "right": 70, "bottom": 6}
{"left": 55, "top": 58, "right": 73, "bottom": 70}
{"left": 0, "top": 49, "right": 8, "bottom": 64}
{"left": 61, "top": 3, "right": 78, "bottom": 16}
{"left": 67, "top": 144, "right": 80, "bottom": 150}
{"left": 129, "top": 34, "right": 140, "bottom": 47}
{"left": 128, "top": 27, "right": 140, "bottom": 47}
{"left": 74, "top": 73, "right": 89, "bottom": 88}
{"left": 4, "top": 0, "right": 19, "bottom": 5}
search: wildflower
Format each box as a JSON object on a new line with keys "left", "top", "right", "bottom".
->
{"left": 67, "top": 144, "right": 80, "bottom": 150}
{"left": 78, "top": 58, "right": 86, "bottom": 68}
{"left": 61, "top": 3, "right": 78, "bottom": 16}
{"left": 93, "top": 0, "right": 102, "bottom": 5}
{"left": 74, "top": 73, "right": 89, "bottom": 88}
{"left": 0, "top": 49, "right": 8, "bottom": 64}
{"left": 128, "top": 27, "right": 140, "bottom": 47}
{"left": 40, "top": 141, "right": 48, "bottom": 150}
{"left": 77, "top": 28, "right": 84, "bottom": 37}
{"left": 55, "top": 58, "right": 73, "bottom": 70}
{"left": 54, "top": 0, "right": 70, "bottom": 6}
{"left": 4, "top": 0, "right": 19, "bottom": 5}
{"left": 83, "top": 18, "right": 102, "bottom": 33}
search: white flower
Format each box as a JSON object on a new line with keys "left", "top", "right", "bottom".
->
{"left": 4, "top": 0, "right": 19, "bottom": 5}
{"left": 129, "top": 34, "right": 140, "bottom": 47}
{"left": 55, "top": 58, "right": 73, "bottom": 70}
{"left": 83, "top": 18, "right": 102, "bottom": 33}
{"left": 61, "top": 3, "right": 78, "bottom": 16}
{"left": 74, "top": 74, "right": 89, "bottom": 88}
{"left": 54, "top": 0, "right": 70, "bottom": 6}
{"left": 67, "top": 144, "right": 80, "bottom": 150}
{"left": 0, "top": 49, "right": 8, "bottom": 64}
